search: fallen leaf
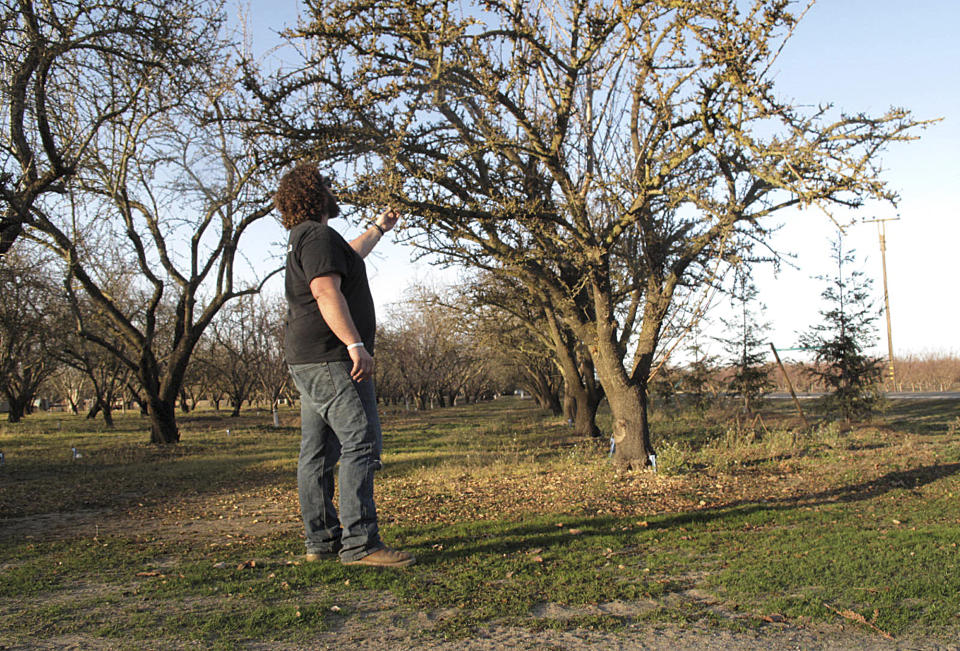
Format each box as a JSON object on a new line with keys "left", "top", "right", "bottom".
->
{"left": 568, "top": 528, "right": 582, "bottom": 535}
{"left": 135, "top": 571, "right": 163, "bottom": 577}
{"left": 823, "top": 603, "right": 894, "bottom": 640}
{"left": 762, "top": 614, "right": 786, "bottom": 623}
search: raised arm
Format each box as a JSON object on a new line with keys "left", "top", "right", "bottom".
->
{"left": 349, "top": 208, "right": 400, "bottom": 258}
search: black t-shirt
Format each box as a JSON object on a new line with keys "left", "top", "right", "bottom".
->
{"left": 284, "top": 221, "right": 376, "bottom": 364}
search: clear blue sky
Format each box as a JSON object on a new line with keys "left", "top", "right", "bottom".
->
{"left": 238, "top": 0, "right": 960, "bottom": 358}
{"left": 752, "top": 0, "right": 960, "bottom": 358}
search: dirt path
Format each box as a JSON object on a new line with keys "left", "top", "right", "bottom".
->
{"left": 4, "top": 620, "right": 956, "bottom": 650}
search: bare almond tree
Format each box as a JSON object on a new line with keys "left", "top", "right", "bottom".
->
{"left": 57, "top": 287, "right": 134, "bottom": 426}
{"left": 49, "top": 366, "right": 87, "bottom": 415}
{"left": 459, "top": 272, "right": 604, "bottom": 436}
{"left": 0, "top": 247, "right": 58, "bottom": 421}
{"left": 258, "top": 0, "right": 929, "bottom": 468}
{"left": 378, "top": 302, "right": 462, "bottom": 410}
{"left": 4, "top": 1, "right": 281, "bottom": 443}
{"left": 255, "top": 294, "right": 290, "bottom": 412}
{"left": 375, "top": 286, "right": 497, "bottom": 410}
{"left": 204, "top": 294, "right": 266, "bottom": 417}
{"left": 0, "top": 0, "right": 225, "bottom": 254}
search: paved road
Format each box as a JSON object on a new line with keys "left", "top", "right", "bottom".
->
{"left": 767, "top": 391, "right": 960, "bottom": 401}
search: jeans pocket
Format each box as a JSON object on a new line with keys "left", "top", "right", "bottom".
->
{"left": 290, "top": 362, "right": 338, "bottom": 406}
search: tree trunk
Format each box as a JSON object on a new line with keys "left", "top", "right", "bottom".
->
{"left": 148, "top": 397, "right": 180, "bottom": 444}
{"left": 604, "top": 377, "right": 654, "bottom": 470}
{"left": 578, "top": 271, "right": 676, "bottom": 469}
{"left": 86, "top": 401, "right": 101, "bottom": 419}
{"left": 545, "top": 308, "right": 601, "bottom": 437}
{"left": 101, "top": 401, "right": 114, "bottom": 427}
{"left": 227, "top": 386, "right": 246, "bottom": 416}
{"left": 5, "top": 396, "right": 26, "bottom": 423}
{"left": 562, "top": 390, "right": 576, "bottom": 422}
{"left": 544, "top": 390, "right": 562, "bottom": 416}
{"left": 525, "top": 370, "right": 562, "bottom": 415}
{"left": 127, "top": 384, "right": 149, "bottom": 415}
{"left": 575, "top": 390, "right": 602, "bottom": 439}
{"left": 561, "top": 374, "right": 602, "bottom": 438}
{"left": 591, "top": 338, "right": 654, "bottom": 470}
{"left": 533, "top": 391, "right": 556, "bottom": 412}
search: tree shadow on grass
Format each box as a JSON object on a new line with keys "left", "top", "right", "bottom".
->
{"left": 883, "top": 399, "right": 960, "bottom": 435}
{"left": 667, "top": 459, "right": 958, "bottom": 514}
{"left": 410, "top": 461, "right": 960, "bottom": 565}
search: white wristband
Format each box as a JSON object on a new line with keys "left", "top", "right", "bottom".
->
{"left": 346, "top": 342, "right": 365, "bottom": 350}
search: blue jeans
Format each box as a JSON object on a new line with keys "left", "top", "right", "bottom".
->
{"left": 289, "top": 361, "right": 383, "bottom": 561}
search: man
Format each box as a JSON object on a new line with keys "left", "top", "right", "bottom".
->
{"left": 276, "top": 163, "right": 414, "bottom": 567}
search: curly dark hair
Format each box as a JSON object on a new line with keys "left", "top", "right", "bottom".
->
{"left": 274, "top": 163, "right": 340, "bottom": 230}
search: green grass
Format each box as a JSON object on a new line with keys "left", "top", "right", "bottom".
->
{"left": 1, "top": 398, "right": 959, "bottom": 645}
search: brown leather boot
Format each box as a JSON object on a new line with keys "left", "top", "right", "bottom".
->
{"left": 342, "top": 547, "right": 416, "bottom": 567}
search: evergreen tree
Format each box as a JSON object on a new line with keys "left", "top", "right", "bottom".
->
{"left": 650, "top": 365, "right": 680, "bottom": 409}
{"left": 719, "top": 268, "right": 772, "bottom": 412}
{"left": 683, "top": 324, "right": 718, "bottom": 410}
{"left": 800, "top": 234, "right": 883, "bottom": 420}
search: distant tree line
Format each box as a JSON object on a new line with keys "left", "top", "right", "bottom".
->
{"left": 3, "top": 241, "right": 958, "bottom": 431}
{"left": 0, "top": 251, "right": 294, "bottom": 422}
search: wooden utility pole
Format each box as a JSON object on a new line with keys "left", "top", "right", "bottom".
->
{"left": 862, "top": 217, "right": 900, "bottom": 390}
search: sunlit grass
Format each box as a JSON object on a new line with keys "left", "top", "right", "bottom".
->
{"left": 1, "top": 397, "right": 959, "bottom": 645}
